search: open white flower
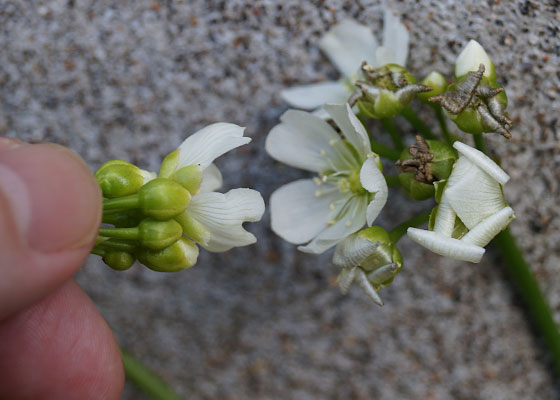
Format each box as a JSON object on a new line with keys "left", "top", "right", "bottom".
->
{"left": 407, "top": 142, "right": 514, "bottom": 263}
{"left": 160, "top": 123, "right": 265, "bottom": 252}
{"left": 281, "top": 8, "right": 409, "bottom": 112}
{"left": 266, "top": 103, "right": 388, "bottom": 254}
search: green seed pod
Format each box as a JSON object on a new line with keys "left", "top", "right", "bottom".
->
{"left": 171, "top": 165, "right": 203, "bottom": 194}
{"left": 417, "top": 71, "right": 447, "bottom": 103}
{"left": 138, "top": 178, "right": 192, "bottom": 220}
{"left": 397, "top": 138, "right": 457, "bottom": 200}
{"left": 354, "top": 64, "right": 431, "bottom": 119}
{"left": 103, "top": 251, "right": 135, "bottom": 271}
{"left": 137, "top": 236, "right": 199, "bottom": 272}
{"left": 138, "top": 218, "right": 183, "bottom": 250}
{"left": 95, "top": 160, "right": 145, "bottom": 198}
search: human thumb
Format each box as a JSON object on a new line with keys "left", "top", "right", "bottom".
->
{"left": 0, "top": 138, "right": 102, "bottom": 319}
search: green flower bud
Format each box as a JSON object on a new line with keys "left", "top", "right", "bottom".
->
{"left": 455, "top": 40, "right": 497, "bottom": 84}
{"left": 158, "top": 149, "right": 179, "bottom": 178}
{"left": 417, "top": 71, "right": 447, "bottom": 103}
{"left": 397, "top": 137, "right": 457, "bottom": 200}
{"left": 103, "top": 251, "right": 135, "bottom": 271}
{"left": 333, "top": 226, "right": 403, "bottom": 306}
{"left": 95, "top": 160, "right": 145, "bottom": 198}
{"left": 138, "top": 178, "right": 191, "bottom": 220}
{"left": 171, "top": 165, "right": 203, "bottom": 194}
{"left": 351, "top": 64, "right": 431, "bottom": 119}
{"left": 137, "top": 236, "right": 199, "bottom": 272}
{"left": 138, "top": 218, "right": 183, "bottom": 250}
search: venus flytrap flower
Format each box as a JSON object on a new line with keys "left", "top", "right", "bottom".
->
{"left": 333, "top": 226, "right": 403, "bottom": 306}
{"left": 430, "top": 40, "right": 512, "bottom": 138}
{"left": 407, "top": 141, "right": 514, "bottom": 263}
{"left": 266, "top": 103, "right": 388, "bottom": 254}
{"left": 95, "top": 123, "right": 265, "bottom": 272}
{"left": 281, "top": 8, "right": 409, "bottom": 113}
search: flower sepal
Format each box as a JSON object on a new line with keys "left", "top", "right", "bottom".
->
{"left": 137, "top": 236, "right": 199, "bottom": 272}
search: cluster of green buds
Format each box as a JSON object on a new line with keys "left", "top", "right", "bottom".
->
{"left": 93, "top": 159, "right": 200, "bottom": 272}
{"left": 396, "top": 136, "right": 457, "bottom": 200}
{"left": 332, "top": 226, "right": 403, "bottom": 306}
{"left": 348, "top": 62, "right": 432, "bottom": 119}
{"left": 429, "top": 40, "right": 512, "bottom": 138}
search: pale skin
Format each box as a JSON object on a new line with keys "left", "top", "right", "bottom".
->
{"left": 0, "top": 138, "right": 124, "bottom": 399}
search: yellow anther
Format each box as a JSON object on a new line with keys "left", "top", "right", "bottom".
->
{"left": 315, "top": 190, "right": 323, "bottom": 197}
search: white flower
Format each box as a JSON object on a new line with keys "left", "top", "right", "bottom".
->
{"left": 407, "top": 142, "right": 514, "bottom": 263}
{"left": 162, "top": 123, "right": 265, "bottom": 252}
{"left": 266, "top": 103, "right": 388, "bottom": 254}
{"left": 281, "top": 8, "right": 409, "bottom": 112}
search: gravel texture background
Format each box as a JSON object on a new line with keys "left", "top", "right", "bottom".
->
{"left": 1, "top": 0, "right": 560, "bottom": 399}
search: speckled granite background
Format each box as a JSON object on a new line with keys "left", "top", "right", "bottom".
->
{"left": 1, "top": 0, "right": 559, "bottom": 398}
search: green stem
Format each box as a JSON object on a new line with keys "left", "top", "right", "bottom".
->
{"left": 103, "top": 195, "right": 139, "bottom": 213}
{"left": 385, "top": 175, "right": 400, "bottom": 188}
{"left": 380, "top": 118, "right": 404, "bottom": 150}
{"left": 99, "top": 227, "right": 139, "bottom": 240}
{"left": 389, "top": 210, "right": 431, "bottom": 243}
{"left": 401, "top": 106, "right": 437, "bottom": 140}
{"left": 434, "top": 106, "right": 455, "bottom": 146}
{"left": 473, "top": 133, "right": 487, "bottom": 154}
{"left": 473, "top": 134, "right": 560, "bottom": 376}
{"left": 122, "top": 349, "right": 183, "bottom": 400}
{"left": 370, "top": 140, "right": 400, "bottom": 161}
{"left": 93, "top": 238, "right": 138, "bottom": 252}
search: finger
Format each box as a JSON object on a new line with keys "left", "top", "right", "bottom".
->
{"left": 0, "top": 279, "right": 125, "bottom": 400}
{"left": 0, "top": 138, "right": 102, "bottom": 319}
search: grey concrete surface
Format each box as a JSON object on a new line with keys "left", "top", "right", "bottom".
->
{"left": 1, "top": 0, "right": 559, "bottom": 398}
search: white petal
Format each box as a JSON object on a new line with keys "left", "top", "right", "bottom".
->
{"left": 433, "top": 195, "right": 456, "bottom": 236}
{"left": 199, "top": 163, "right": 223, "bottom": 193}
{"left": 379, "top": 8, "right": 409, "bottom": 66}
{"left": 360, "top": 158, "right": 388, "bottom": 226}
{"left": 367, "top": 263, "right": 398, "bottom": 286}
{"left": 337, "top": 267, "right": 357, "bottom": 294}
{"left": 333, "top": 231, "right": 379, "bottom": 268}
{"left": 319, "top": 19, "right": 378, "bottom": 78}
{"left": 445, "top": 161, "right": 506, "bottom": 229}
{"left": 187, "top": 189, "right": 265, "bottom": 252}
{"left": 178, "top": 123, "right": 250, "bottom": 170}
{"left": 298, "top": 195, "right": 367, "bottom": 254}
{"left": 281, "top": 81, "right": 350, "bottom": 110}
{"left": 265, "top": 110, "right": 358, "bottom": 173}
{"left": 455, "top": 40, "right": 493, "bottom": 79}
{"left": 140, "top": 169, "right": 157, "bottom": 184}
{"left": 324, "top": 103, "right": 371, "bottom": 159}
{"left": 270, "top": 179, "right": 345, "bottom": 244}
{"left": 355, "top": 268, "right": 383, "bottom": 306}
{"left": 407, "top": 228, "right": 485, "bottom": 263}
{"left": 453, "top": 141, "right": 510, "bottom": 184}
{"left": 461, "top": 206, "right": 514, "bottom": 247}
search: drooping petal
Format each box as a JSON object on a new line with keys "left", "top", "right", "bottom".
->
{"left": 324, "top": 103, "right": 371, "bottom": 159}
{"left": 199, "top": 163, "right": 223, "bottom": 193}
{"left": 378, "top": 8, "right": 409, "bottom": 67}
{"left": 360, "top": 158, "right": 388, "bottom": 226}
{"left": 333, "top": 231, "right": 378, "bottom": 268}
{"left": 265, "top": 110, "right": 358, "bottom": 173}
{"left": 453, "top": 141, "right": 510, "bottom": 184}
{"left": 298, "top": 195, "right": 367, "bottom": 254}
{"left": 337, "top": 267, "right": 357, "bottom": 294}
{"left": 355, "top": 268, "right": 384, "bottom": 306}
{"left": 281, "top": 81, "right": 350, "bottom": 110}
{"left": 270, "top": 179, "right": 346, "bottom": 244}
{"left": 461, "top": 206, "right": 514, "bottom": 247}
{"left": 445, "top": 161, "right": 506, "bottom": 229}
{"left": 407, "top": 227, "right": 485, "bottom": 263}
{"left": 319, "top": 19, "right": 378, "bottom": 78}
{"left": 187, "top": 188, "right": 265, "bottom": 252}
{"left": 178, "top": 123, "right": 250, "bottom": 170}
{"left": 433, "top": 195, "right": 456, "bottom": 237}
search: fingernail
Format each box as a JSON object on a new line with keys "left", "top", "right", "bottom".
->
{"left": 0, "top": 143, "right": 101, "bottom": 253}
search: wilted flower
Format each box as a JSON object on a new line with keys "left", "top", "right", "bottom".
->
{"left": 333, "top": 226, "right": 403, "bottom": 306}
{"left": 407, "top": 142, "right": 514, "bottom": 263}
{"left": 281, "top": 8, "right": 409, "bottom": 113}
{"left": 266, "top": 103, "right": 388, "bottom": 254}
